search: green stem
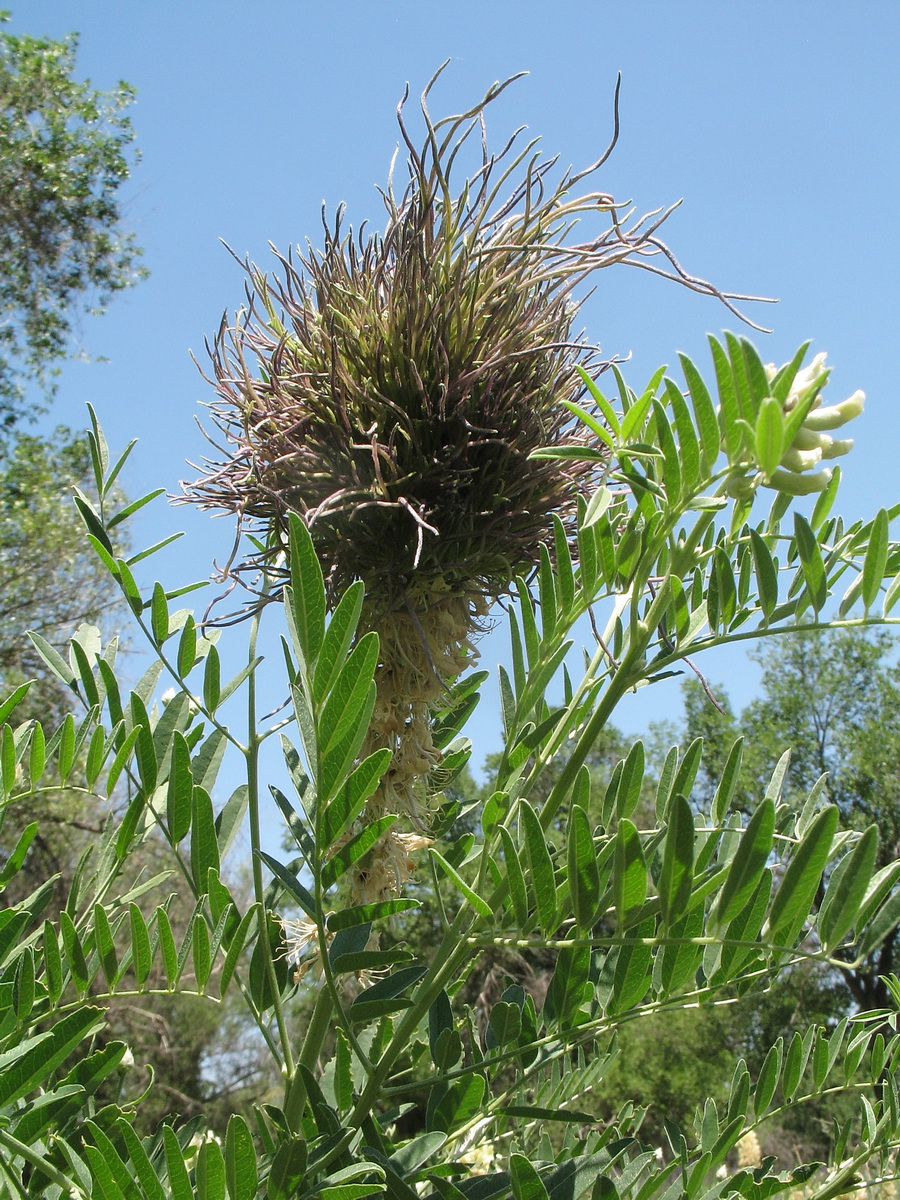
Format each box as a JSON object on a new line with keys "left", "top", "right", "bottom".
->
{"left": 0, "top": 1128, "right": 86, "bottom": 1196}
{"left": 246, "top": 577, "right": 294, "bottom": 1075}
{"left": 284, "top": 984, "right": 335, "bottom": 1130}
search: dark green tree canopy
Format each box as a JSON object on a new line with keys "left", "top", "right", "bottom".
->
{"left": 0, "top": 15, "right": 145, "bottom": 421}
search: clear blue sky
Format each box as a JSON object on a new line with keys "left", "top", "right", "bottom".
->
{"left": 12, "top": 3, "right": 900, "bottom": 822}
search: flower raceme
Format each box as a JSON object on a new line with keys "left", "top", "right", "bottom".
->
{"left": 731, "top": 350, "right": 864, "bottom": 499}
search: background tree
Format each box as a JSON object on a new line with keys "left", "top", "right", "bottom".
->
{"left": 682, "top": 629, "right": 900, "bottom": 1010}
{"left": 0, "top": 12, "right": 144, "bottom": 421}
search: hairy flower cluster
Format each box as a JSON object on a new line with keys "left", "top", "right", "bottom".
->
{"left": 183, "top": 72, "right": 747, "bottom": 860}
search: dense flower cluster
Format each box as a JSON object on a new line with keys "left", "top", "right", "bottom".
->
{"left": 766, "top": 352, "right": 864, "bottom": 494}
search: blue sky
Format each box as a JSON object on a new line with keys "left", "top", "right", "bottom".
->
{"left": 12, "top": 3, "right": 900, "bottom": 817}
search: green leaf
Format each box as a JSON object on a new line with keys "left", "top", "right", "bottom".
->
{"left": 225, "top": 1114, "right": 258, "bottom": 1200}
{"left": 711, "top": 738, "right": 744, "bottom": 824}
{"left": 166, "top": 731, "right": 194, "bottom": 842}
{"left": 192, "top": 911, "right": 212, "bottom": 990}
{"left": 220, "top": 904, "right": 259, "bottom": 998}
{"left": 709, "top": 336, "right": 742, "bottom": 461}
{"left": 615, "top": 741, "right": 645, "bottom": 820}
{"left": 571, "top": 369, "right": 621, "bottom": 436}
{"left": 429, "top": 848, "right": 492, "bottom": 919}
{"left": 27, "top": 629, "right": 76, "bottom": 686}
{"left": 749, "top": 529, "right": 778, "bottom": 620}
{"left": 614, "top": 819, "right": 646, "bottom": 929}
{"left": 93, "top": 903, "right": 119, "bottom": 988}
{"left": 781, "top": 1031, "right": 808, "bottom": 1101}
{"left": 129, "top": 903, "right": 153, "bottom": 988}
{"left": 499, "top": 825, "right": 530, "bottom": 930}
{"left": 163, "top": 1126, "right": 193, "bottom": 1200}
{"left": 313, "top": 580, "right": 365, "bottom": 704}
{"left": 322, "top": 749, "right": 391, "bottom": 849}
{"left": 862, "top": 507, "right": 889, "bottom": 611}
{"left": 216, "top": 784, "right": 250, "bottom": 860}
{"left": 190, "top": 785, "right": 221, "bottom": 890}
{"left": 351, "top": 965, "right": 427, "bottom": 1013}
{"left": 713, "top": 799, "right": 775, "bottom": 929}
{"left": 0, "top": 821, "right": 37, "bottom": 887}
{"left": 197, "top": 1140, "right": 227, "bottom": 1200}
{"left": 130, "top": 693, "right": 157, "bottom": 792}
{"left": 60, "top": 909, "right": 90, "bottom": 993}
{"left": 177, "top": 615, "right": 198, "bottom": 675}
{"left": 665, "top": 377, "right": 701, "bottom": 493}
{"left": 568, "top": 804, "right": 600, "bottom": 931}
{"left": 193, "top": 727, "right": 227, "bottom": 793}
{"left": 115, "top": 1123, "right": 167, "bottom": 1200}
{"left": 258, "top": 851, "right": 317, "bottom": 918}
{"left": 426, "top": 1074, "right": 486, "bottom": 1134}
{"left": 619, "top": 386, "right": 654, "bottom": 443}
{"left": 545, "top": 938, "right": 590, "bottom": 1028}
{"left": 288, "top": 512, "right": 326, "bottom": 666}
{"left": 659, "top": 793, "right": 694, "bottom": 927}
{"left": 0, "top": 680, "right": 33, "bottom": 726}
{"left": 793, "top": 513, "right": 827, "bottom": 613}
{"left": 753, "top": 1038, "right": 783, "bottom": 1118}
{"left": 520, "top": 801, "right": 557, "bottom": 934}
{"left": 651, "top": 398, "right": 682, "bottom": 501}
{"left": 267, "top": 1140, "right": 307, "bottom": 1200}
{"left": 758, "top": 398, "right": 787, "bottom": 482}
{"left": 327, "top": 899, "right": 419, "bottom": 932}
{"left": 767, "top": 804, "right": 839, "bottom": 945}
{"left": 510, "top": 1154, "right": 551, "bottom": 1200}
{"left": 679, "top": 351, "right": 720, "bottom": 472}
{"left": 609, "top": 916, "right": 653, "bottom": 1013}
{"left": 203, "top": 644, "right": 221, "bottom": 712}
{"left": 818, "top": 825, "right": 879, "bottom": 953}
{"left": 0, "top": 1007, "right": 105, "bottom": 1108}
{"left": 219, "top": 657, "right": 264, "bottom": 708}
{"left": 672, "top": 736, "right": 704, "bottom": 800}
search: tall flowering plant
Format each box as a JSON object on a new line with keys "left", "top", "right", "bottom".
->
{"left": 1, "top": 73, "right": 899, "bottom": 1200}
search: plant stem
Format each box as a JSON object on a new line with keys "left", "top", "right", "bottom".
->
{"left": 284, "top": 985, "right": 335, "bottom": 1130}
{"left": 246, "top": 578, "right": 294, "bottom": 1075}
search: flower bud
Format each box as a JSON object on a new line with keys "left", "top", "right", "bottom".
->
{"left": 819, "top": 436, "right": 853, "bottom": 460}
{"left": 767, "top": 466, "right": 833, "bottom": 495}
{"left": 779, "top": 445, "right": 823, "bottom": 473}
{"left": 803, "top": 389, "right": 865, "bottom": 430}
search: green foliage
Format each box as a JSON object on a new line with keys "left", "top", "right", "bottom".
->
{"left": 0, "top": 15, "right": 145, "bottom": 419}
{"left": 2, "top": 334, "right": 900, "bottom": 1199}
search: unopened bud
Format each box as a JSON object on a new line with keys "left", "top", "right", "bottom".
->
{"left": 819, "top": 436, "right": 853, "bottom": 460}
{"left": 780, "top": 445, "right": 823, "bottom": 473}
{"left": 766, "top": 466, "right": 833, "bottom": 495}
{"left": 803, "top": 390, "right": 865, "bottom": 431}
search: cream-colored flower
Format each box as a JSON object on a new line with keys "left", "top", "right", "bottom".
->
{"left": 281, "top": 915, "right": 330, "bottom": 979}
{"left": 349, "top": 830, "right": 434, "bottom": 906}
{"left": 736, "top": 1130, "right": 762, "bottom": 1169}
{"left": 459, "top": 1141, "right": 496, "bottom": 1175}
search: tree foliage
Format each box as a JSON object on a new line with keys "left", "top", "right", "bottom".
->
{"left": 683, "top": 629, "right": 900, "bottom": 1011}
{"left": 0, "top": 14, "right": 144, "bottom": 420}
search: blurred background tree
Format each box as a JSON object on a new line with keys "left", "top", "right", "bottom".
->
{"left": 0, "top": 11, "right": 145, "bottom": 422}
